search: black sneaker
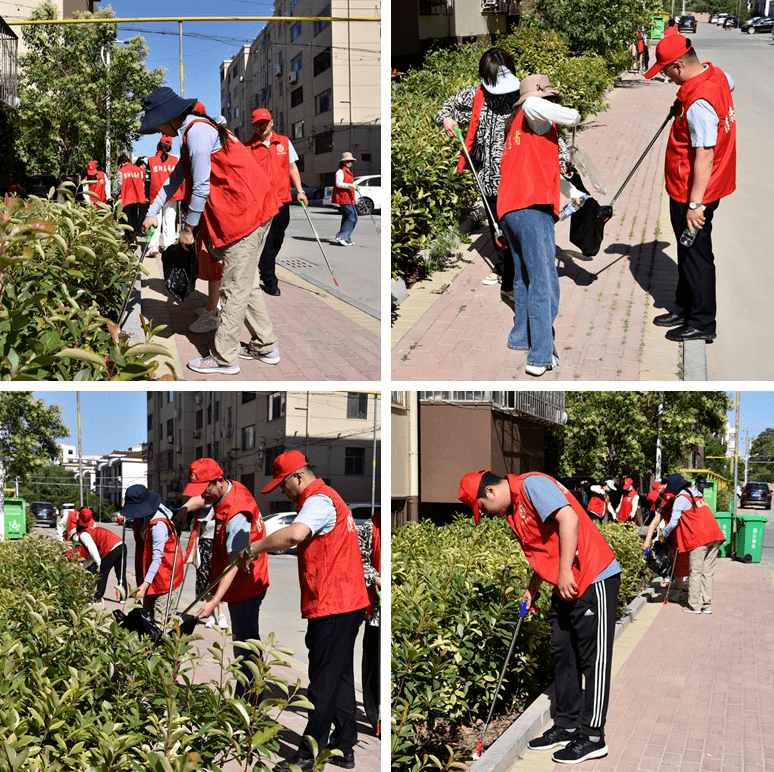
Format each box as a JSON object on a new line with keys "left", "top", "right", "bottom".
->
{"left": 527, "top": 725, "right": 578, "bottom": 750}
{"left": 552, "top": 735, "right": 608, "bottom": 764}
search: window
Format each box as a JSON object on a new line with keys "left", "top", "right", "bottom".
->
{"left": 290, "top": 21, "right": 302, "bottom": 41}
{"left": 264, "top": 445, "right": 286, "bottom": 476}
{"left": 214, "top": 441, "right": 219, "bottom": 459}
{"left": 159, "top": 422, "right": 163, "bottom": 440}
{"left": 292, "top": 120, "right": 304, "bottom": 140}
{"left": 147, "top": 413, "right": 153, "bottom": 430}
{"left": 233, "top": 86, "right": 238, "bottom": 99}
{"left": 195, "top": 410, "right": 203, "bottom": 430}
{"left": 291, "top": 87, "right": 304, "bottom": 108}
{"left": 207, "top": 442, "right": 212, "bottom": 458}
{"left": 148, "top": 442, "right": 153, "bottom": 460}
{"left": 313, "top": 6, "right": 331, "bottom": 36}
{"left": 295, "top": 155, "right": 304, "bottom": 172}
{"left": 195, "top": 446, "right": 203, "bottom": 460}
{"left": 361, "top": 153, "right": 372, "bottom": 162}
{"left": 313, "top": 48, "right": 331, "bottom": 76}
{"left": 168, "top": 392, "right": 174, "bottom": 403}
{"left": 314, "top": 89, "right": 331, "bottom": 115}
{"left": 291, "top": 53, "right": 302, "bottom": 73}
{"left": 207, "top": 402, "right": 212, "bottom": 425}
{"left": 242, "top": 392, "right": 256, "bottom": 404}
{"left": 347, "top": 393, "right": 368, "bottom": 419}
{"left": 214, "top": 400, "right": 220, "bottom": 422}
{"left": 241, "top": 473, "right": 255, "bottom": 493}
{"left": 166, "top": 418, "right": 174, "bottom": 437}
{"left": 279, "top": 82, "right": 284, "bottom": 96}
{"left": 345, "top": 447, "right": 366, "bottom": 475}
{"left": 242, "top": 424, "right": 256, "bottom": 451}
{"left": 268, "top": 392, "right": 286, "bottom": 421}
{"left": 235, "top": 106, "right": 240, "bottom": 118}
{"left": 315, "top": 130, "right": 333, "bottom": 155}
{"left": 278, "top": 52, "right": 283, "bottom": 69}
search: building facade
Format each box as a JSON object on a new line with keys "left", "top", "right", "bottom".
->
{"left": 94, "top": 446, "right": 148, "bottom": 509}
{"left": 146, "top": 391, "right": 381, "bottom": 513}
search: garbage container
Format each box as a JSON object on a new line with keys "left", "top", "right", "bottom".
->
{"left": 715, "top": 512, "right": 732, "bottom": 557}
{"left": 735, "top": 514, "right": 768, "bottom": 563}
{"left": 4, "top": 498, "right": 27, "bottom": 539}
{"left": 650, "top": 15, "right": 666, "bottom": 40}
{"left": 692, "top": 479, "right": 717, "bottom": 513}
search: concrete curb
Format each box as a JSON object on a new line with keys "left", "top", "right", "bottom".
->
{"left": 683, "top": 339, "right": 709, "bottom": 381}
{"left": 470, "top": 586, "right": 654, "bottom": 772}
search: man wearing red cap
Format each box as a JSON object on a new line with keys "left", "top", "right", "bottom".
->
{"left": 645, "top": 34, "right": 736, "bottom": 343}
{"left": 616, "top": 478, "right": 639, "bottom": 524}
{"left": 74, "top": 507, "right": 128, "bottom": 601}
{"left": 239, "top": 450, "right": 368, "bottom": 772}
{"left": 82, "top": 160, "right": 108, "bottom": 203}
{"left": 458, "top": 469, "right": 621, "bottom": 765}
{"left": 246, "top": 108, "right": 307, "bottom": 297}
{"left": 175, "top": 458, "right": 269, "bottom": 701}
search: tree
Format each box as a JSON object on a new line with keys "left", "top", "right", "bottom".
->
{"left": 18, "top": 462, "right": 111, "bottom": 518}
{"left": 13, "top": 2, "right": 164, "bottom": 178}
{"left": 746, "top": 429, "right": 774, "bottom": 483}
{"left": 551, "top": 391, "right": 730, "bottom": 480}
{"left": 0, "top": 392, "right": 69, "bottom": 520}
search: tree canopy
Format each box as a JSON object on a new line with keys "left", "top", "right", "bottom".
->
{"left": 746, "top": 428, "right": 774, "bottom": 483}
{"left": 14, "top": 2, "right": 164, "bottom": 178}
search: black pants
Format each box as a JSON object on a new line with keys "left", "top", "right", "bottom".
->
{"left": 361, "top": 621, "right": 380, "bottom": 733}
{"left": 669, "top": 198, "right": 720, "bottom": 334}
{"left": 229, "top": 590, "right": 266, "bottom": 702}
{"left": 548, "top": 574, "right": 620, "bottom": 738}
{"left": 95, "top": 544, "right": 127, "bottom": 600}
{"left": 123, "top": 203, "right": 143, "bottom": 238}
{"left": 259, "top": 201, "right": 290, "bottom": 290}
{"left": 298, "top": 608, "right": 364, "bottom": 758}
{"left": 484, "top": 194, "right": 514, "bottom": 289}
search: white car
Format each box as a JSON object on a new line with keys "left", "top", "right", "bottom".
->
{"left": 263, "top": 511, "right": 298, "bottom": 554}
{"left": 323, "top": 175, "right": 382, "bottom": 214}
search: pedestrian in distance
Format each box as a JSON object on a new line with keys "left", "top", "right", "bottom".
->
{"left": 645, "top": 34, "right": 736, "bottom": 343}
{"left": 74, "top": 507, "right": 128, "bottom": 601}
{"left": 147, "top": 135, "right": 184, "bottom": 259}
{"left": 663, "top": 18, "right": 678, "bottom": 37}
{"left": 81, "top": 160, "right": 108, "bottom": 203}
{"left": 497, "top": 74, "right": 582, "bottom": 377}
{"left": 238, "top": 450, "right": 369, "bottom": 772}
{"left": 114, "top": 154, "right": 147, "bottom": 244}
{"left": 437, "top": 47, "right": 521, "bottom": 290}
{"left": 139, "top": 86, "right": 282, "bottom": 375}
{"left": 174, "top": 459, "right": 269, "bottom": 700}
{"left": 119, "top": 483, "right": 184, "bottom": 622}
{"left": 458, "top": 469, "right": 621, "bottom": 764}
{"left": 658, "top": 473, "right": 724, "bottom": 614}
{"left": 587, "top": 480, "right": 617, "bottom": 523}
{"left": 246, "top": 108, "right": 307, "bottom": 296}
{"left": 616, "top": 478, "right": 639, "bottom": 525}
{"left": 357, "top": 510, "right": 381, "bottom": 737}
{"left": 332, "top": 152, "right": 359, "bottom": 246}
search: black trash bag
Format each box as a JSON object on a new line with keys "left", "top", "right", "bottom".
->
{"left": 569, "top": 198, "right": 614, "bottom": 258}
{"left": 644, "top": 539, "right": 672, "bottom": 577}
{"left": 113, "top": 608, "right": 162, "bottom": 639}
{"left": 174, "top": 613, "right": 200, "bottom": 636}
{"left": 161, "top": 241, "right": 199, "bottom": 303}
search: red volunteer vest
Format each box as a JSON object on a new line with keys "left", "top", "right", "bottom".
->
{"left": 84, "top": 524, "right": 122, "bottom": 558}
{"left": 295, "top": 479, "right": 369, "bottom": 619}
{"left": 507, "top": 473, "right": 616, "bottom": 599}
{"left": 246, "top": 132, "right": 293, "bottom": 203}
{"left": 66, "top": 509, "right": 79, "bottom": 541}
{"left": 119, "top": 163, "right": 147, "bottom": 206}
{"left": 672, "top": 490, "right": 724, "bottom": 552}
{"left": 365, "top": 513, "right": 381, "bottom": 616}
{"left": 332, "top": 167, "right": 356, "bottom": 205}
{"left": 497, "top": 110, "right": 561, "bottom": 220}
{"left": 586, "top": 492, "right": 607, "bottom": 518}
{"left": 456, "top": 85, "right": 486, "bottom": 174}
{"left": 149, "top": 152, "right": 185, "bottom": 203}
{"left": 139, "top": 513, "right": 184, "bottom": 597}
{"left": 618, "top": 489, "right": 638, "bottom": 523}
{"left": 665, "top": 63, "right": 736, "bottom": 204}
{"left": 181, "top": 117, "right": 280, "bottom": 249}
{"left": 211, "top": 481, "right": 270, "bottom": 604}
{"left": 84, "top": 171, "right": 108, "bottom": 203}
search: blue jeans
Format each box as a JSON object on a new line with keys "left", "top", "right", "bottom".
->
{"left": 500, "top": 206, "right": 560, "bottom": 367}
{"left": 336, "top": 204, "right": 358, "bottom": 243}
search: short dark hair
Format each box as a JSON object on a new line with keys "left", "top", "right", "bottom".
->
{"left": 117, "top": 153, "right": 130, "bottom": 166}
{"left": 479, "top": 48, "right": 516, "bottom": 89}
{"left": 477, "top": 471, "right": 503, "bottom": 499}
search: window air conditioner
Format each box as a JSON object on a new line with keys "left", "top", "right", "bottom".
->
{"left": 288, "top": 72, "right": 298, "bottom": 85}
{"left": 275, "top": 64, "right": 282, "bottom": 76}
{"left": 193, "top": 430, "right": 202, "bottom": 438}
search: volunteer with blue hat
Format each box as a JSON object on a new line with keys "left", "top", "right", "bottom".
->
{"left": 138, "top": 86, "right": 281, "bottom": 375}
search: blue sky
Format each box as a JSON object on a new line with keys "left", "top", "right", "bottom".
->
{"left": 728, "top": 391, "right": 774, "bottom": 443}
{"left": 34, "top": 391, "right": 148, "bottom": 455}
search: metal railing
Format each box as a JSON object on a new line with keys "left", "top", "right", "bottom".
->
{"left": 0, "top": 16, "right": 19, "bottom": 111}
{"left": 418, "top": 391, "right": 567, "bottom": 426}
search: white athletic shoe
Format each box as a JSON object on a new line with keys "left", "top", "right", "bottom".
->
{"left": 188, "top": 310, "right": 219, "bottom": 333}
{"left": 218, "top": 613, "right": 229, "bottom": 630}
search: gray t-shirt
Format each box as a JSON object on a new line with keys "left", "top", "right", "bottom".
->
{"left": 686, "top": 69, "right": 735, "bottom": 147}
{"left": 295, "top": 494, "right": 337, "bottom": 538}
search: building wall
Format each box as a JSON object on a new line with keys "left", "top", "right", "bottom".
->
{"left": 1, "top": 0, "right": 96, "bottom": 57}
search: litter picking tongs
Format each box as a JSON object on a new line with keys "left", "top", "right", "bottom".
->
{"left": 300, "top": 200, "right": 339, "bottom": 286}
{"left": 452, "top": 126, "right": 506, "bottom": 249}
{"left": 473, "top": 592, "right": 541, "bottom": 760}
{"left": 117, "top": 225, "right": 155, "bottom": 329}
{"left": 355, "top": 189, "right": 381, "bottom": 234}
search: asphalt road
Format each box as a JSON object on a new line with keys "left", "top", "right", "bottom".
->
{"left": 278, "top": 201, "right": 381, "bottom": 319}
{"left": 680, "top": 22, "right": 774, "bottom": 378}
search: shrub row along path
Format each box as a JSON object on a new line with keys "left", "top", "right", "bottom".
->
{"left": 392, "top": 70, "right": 684, "bottom": 382}
{"left": 490, "top": 558, "right": 774, "bottom": 772}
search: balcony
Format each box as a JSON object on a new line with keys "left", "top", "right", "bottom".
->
{"left": 0, "top": 17, "right": 19, "bottom": 111}
{"left": 418, "top": 391, "right": 567, "bottom": 426}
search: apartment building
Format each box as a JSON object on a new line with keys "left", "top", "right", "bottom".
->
{"left": 94, "top": 446, "right": 148, "bottom": 509}
{"left": 147, "top": 391, "right": 381, "bottom": 513}
{"left": 220, "top": 0, "right": 380, "bottom": 188}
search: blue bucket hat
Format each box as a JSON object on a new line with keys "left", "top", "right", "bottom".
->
{"left": 120, "top": 484, "right": 162, "bottom": 520}
{"left": 138, "top": 87, "right": 197, "bottom": 135}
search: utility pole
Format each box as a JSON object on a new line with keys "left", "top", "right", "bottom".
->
{"left": 76, "top": 392, "right": 84, "bottom": 508}
{"left": 743, "top": 429, "right": 750, "bottom": 486}
{"left": 655, "top": 392, "right": 664, "bottom": 479}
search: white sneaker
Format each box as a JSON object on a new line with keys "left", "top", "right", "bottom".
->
{"left": 702, "top": 606, "right": 712, "bottom": 614}
{"left": 682, "top": 607, "right": 702, "bottom": 614}
{"left": 188, "top": 310, "right": 219, "bottom": 333}
{"left": 204, "top": 616, "right": 215, "bottom": 628}
{"left": 196, "top": 303, "right": 222, "bottom": 317}
{"left": 525, "top": 355, "right": 559, "bottom": 378}
{"left": 217, "top": 613, "right": 229, "bottom": 629}
{"left": 482, "top": 273, "right": 500, "bottom": 285}
{"left": 239, "top": 345, "right": 281, "bottom": 365}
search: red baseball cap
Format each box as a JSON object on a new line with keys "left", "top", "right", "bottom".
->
{"left": 252, "top": 108, "right": 272, "bottom": 123}
{"left": 458, "top": 470, "right": 489, "bottom": 525}
{"left": 86, "top": 160, "right": 97, "bottom": 174}
{"left": 184, "top": 458, "right": 224, "bottom": 496}
{"left": 77, "top": 507, "right": 95, "bottom": 528}
{"left": 623, "top": 477, "right": 633, "bottom": 489}
{"left": 644, "top": 33, "right": 693, "bottom": 79}
{"left": 261, "top": 450, "right": 308, "bottom": 493}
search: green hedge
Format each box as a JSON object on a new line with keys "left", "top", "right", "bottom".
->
{"left": 391, "top": 515, "right": 649, "bottom": 771}
{"left": 391, "top": 28, "right": 619, "bottom": 283}
{"left": 0, "top": 535, "right": 323, "bottom": 772}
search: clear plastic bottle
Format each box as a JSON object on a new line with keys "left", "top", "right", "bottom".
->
{"left": 558, "top": 193, "right": 589, "bottom": 221}
{"left": 679, "top": 227, "right": 698, "bottom": 247}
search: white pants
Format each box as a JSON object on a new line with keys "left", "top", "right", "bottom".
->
{"left": 149, "top": 200, "right": 178, "bottom": 251}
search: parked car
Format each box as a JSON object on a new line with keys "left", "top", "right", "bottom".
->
{"left": 678, "top": 15, "right": 697, "bottom": 32}
{"left": 723, "top": 15, "right": 738, "bottom": 28}
{"left": 291, "top": 184, "right": 324, "bottom": 201}
{"left": 263, "top": 511, "right": 299, "bottom": 554}
{"left": 715, "top": 13, "right": 728, "bottom": 25}
{"left": 740, "top": 482, "right": 772, "bottom": 509}
{"left": 709, "top": 13, "right": 718, "bottom": 23}
{"left": 324, "top": 175, "right": 382, "bottom": 214}
{"left": 746, "top": 16, "right": 774, "bottom": 33}
{"left": 347, "top": 502, "right": 381, "bottom": 526}
{"left": 740, "top": 16, "right": 762, "bottom": 32}
{"left": 30, "top": 501, "right": 57, "bottom": 527}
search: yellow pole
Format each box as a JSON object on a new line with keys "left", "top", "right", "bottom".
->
{"left": 10, "top": 16, "right": 380, "bottom": 25}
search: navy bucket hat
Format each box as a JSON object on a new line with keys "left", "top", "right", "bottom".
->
{"left": 139, "top": 87, "right": 197, "bottom": 135}
{"left": 120, "top": 484, "right": 162, "bottom": 520}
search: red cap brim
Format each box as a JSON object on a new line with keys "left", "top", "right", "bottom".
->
{"left": 183, "top": 481, "right": 209, "bottom": 497}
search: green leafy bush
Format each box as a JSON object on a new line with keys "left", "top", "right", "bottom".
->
{"left": 391, "top": 514, "right": 650, "bottom": 771}
{"left": 392, "top": 29, "right": 616, "bottom": 282}
{"left": 0, "top": 535, "right": 318, "bottom": 771}
{"left": 0, "top": 187, "right": 175, "bottom": 380}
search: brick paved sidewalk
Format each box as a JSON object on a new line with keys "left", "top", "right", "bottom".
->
{"left": 505, "top": 558, "right": 774, "bottom": 772}
{"left": 392, "top": 74, "right": 685, "bottom": 381}
{"left": 141, "top": 255, "right": 380, "bottom": 381}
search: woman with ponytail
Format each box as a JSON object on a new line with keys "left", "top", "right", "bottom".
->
{"left": 147, "top": 135, "right": 184, "bottom": 258}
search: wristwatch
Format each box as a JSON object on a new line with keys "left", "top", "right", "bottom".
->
{"left": 688, "top": 201, "right": 703, "bottom": 210}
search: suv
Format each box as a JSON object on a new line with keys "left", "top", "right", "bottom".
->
{"left": 30, "top": 501, "right": 57, "bottom": 527}
{"left": 740, "top": 482, "right": 771, "bottom": 509}
{"left": 678, "top": 15, "right": 697, "bottom": 33}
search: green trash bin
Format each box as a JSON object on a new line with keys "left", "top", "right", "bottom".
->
{"left": 715, "top": 512, "right": 732, "bottom": 557}
{"left": 4, "top": 498, "right": 27, "bottom": 539}
{"left": 735, "top": 514, "right": 768, "bottom": 563}
{"left": 692, "top": 478, "right": 717, "bottom": 513}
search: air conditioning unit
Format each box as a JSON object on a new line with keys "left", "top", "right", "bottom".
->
{"left": 175, "top": 444, "right": 182, "bottom": 453}
{"left": 166, "top": 435, "right": 173, "bottom": 444}
{"left": 195, "top": 396, "right": 204, "bottom": 405}
{"left": 193, "top": 429, "right": 202, "bottom": 439}
{"left": 288, "top": 72, "right": 298, "bottom": 85}
{"left": 221, "top": 428, "right": 232, "bottom": 439}
{"left": 173, "top": 410, "right": 180, "bottom": 419}
{"left": 274, "top": 64, "right": 282, "bottom": 76}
